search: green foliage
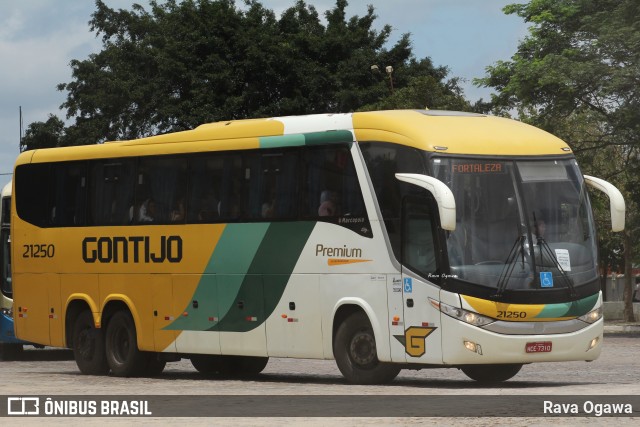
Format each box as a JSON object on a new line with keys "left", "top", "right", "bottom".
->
{"left": 477, "top": 0, "right": 639, "bottom": 316}
{"left": 477, "top": 0, "right": 640, "bottom": 251}
{"left": 20, "top": 115, "right": 65, "bottom": 151}
{"left": 46, "top": 0, "right": 467, "bottom": 147}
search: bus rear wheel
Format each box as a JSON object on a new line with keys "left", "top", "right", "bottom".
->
{"left": 105, "top": 311, "right": 147, "bottom": 377}
{"left": 334, "top": 311, "right": 400, "bottom": 384}
{"left": 142, "top": 352, "right": 166, "bottom": 376}
{"left": 460, "top": 364, "right": 523, "bottom": 383}
{"left": 72, "top": 310, "right": 109, "bottom": 375}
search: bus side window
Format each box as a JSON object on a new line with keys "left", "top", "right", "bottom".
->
{"left": 15, "top": 163, "right": 51, "bottom": 227}
{"left": 49, "top": 162, "right": 87, "bottom": 227}
{"left": 246, "top": 151, "right": 298, "bottom": 221}
{"left": 301, "top": 145, "right": 365, "bottom": 219}
{"left": 135, "top": 156, "right": 187, "bottom": 224}
{"left": 188, "top": 153, "right": 242, "bottom": 223}
{"left": 88, "top": 159, "right": 135, "bottom": 226}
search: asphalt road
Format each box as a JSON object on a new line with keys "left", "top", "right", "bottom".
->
{"left": 1, "top": 333, "right": 639, "bottom": 425}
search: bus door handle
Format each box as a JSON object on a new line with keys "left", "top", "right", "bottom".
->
{"left": 237, "top": 301, "right": 244, "bottom": 309}
{"left": 192, "top": 300, "right": 199, "bottom": 309}
{"left": 406, "top": 299, "right": 414, "bottom": 308}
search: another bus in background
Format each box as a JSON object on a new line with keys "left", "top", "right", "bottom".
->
{"left": 0, "top": 181, "right": 31, "bottom": 360}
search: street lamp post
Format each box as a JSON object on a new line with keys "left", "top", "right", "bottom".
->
{"left": 370, "top": 64, "right": 394, "bottom": 95}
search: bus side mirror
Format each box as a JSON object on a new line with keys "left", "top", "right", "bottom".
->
{"left": 395, "top": 173, "right": 456, "bottom": 231}
{"left": 584, "top": 175, "right": 625, "bottom": 232}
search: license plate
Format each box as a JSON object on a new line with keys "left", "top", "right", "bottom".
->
{"left": 526, "top": 341, "right": 552, "bottom": 353}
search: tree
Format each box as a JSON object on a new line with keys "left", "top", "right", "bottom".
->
{"left": 20, "top": 115, "right": 65, "bottom": 151}
{"left": 476, "top": 0, "right": 640, "bottom": 321}
{"left": 47, "top": 0, "right": 467, "bottom": 149}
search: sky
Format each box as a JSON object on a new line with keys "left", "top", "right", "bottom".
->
{"left": 0, "top": 0, "right": 529, "bottom": 185}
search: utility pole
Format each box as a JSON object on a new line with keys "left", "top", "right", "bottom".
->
{"left": 19, "top": 106, "right": 24, "bottom": 152}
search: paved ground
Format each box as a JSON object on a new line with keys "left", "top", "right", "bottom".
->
{"left": 1, "top": 329, "right": 638, "bottom": 425}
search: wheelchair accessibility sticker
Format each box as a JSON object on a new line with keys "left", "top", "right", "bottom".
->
{"left": 403, "top": 278, "right": 413, "bottom": 293}
{"left": 540, "top": 272, "right": 553, "bottom": 288}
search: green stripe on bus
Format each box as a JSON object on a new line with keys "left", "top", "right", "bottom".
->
{"left": 535, "top": 293, "right": 598, "bottom": 319}
{"left": 211, "top": 221, "right": 316, "bottom": 332}
{"left": 303, "top": 130, "right": 353, "bottom": 145}
{"left": 166, "top": 223, "right": 269, "bottom": 331}
{"left": 260, "top": 134, "right": 305, "bottom": 148}
{"left": 166, "top": 221, "right": 315, "bottom": 332}
{"left": 259, "top": 130, "right": 353, "bottom": 148}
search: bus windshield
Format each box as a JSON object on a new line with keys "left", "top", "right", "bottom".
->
{"left": 432, "top": 157, "right": 598, "bottom": 294}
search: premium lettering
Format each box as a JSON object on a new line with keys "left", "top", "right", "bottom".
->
{"left": 315, "top": 244, "right": 362, "bottom": 258}
{"left": 82, "top": 236, "right": 182, "bottom": 263}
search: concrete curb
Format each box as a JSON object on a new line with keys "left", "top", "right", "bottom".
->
{"left": 604, "top": 323, "right": 640, "bottom": 334}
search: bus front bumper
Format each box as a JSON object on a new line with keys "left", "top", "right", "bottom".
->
{"left": 441, "top": 314, "right": 603, "bottom": 365}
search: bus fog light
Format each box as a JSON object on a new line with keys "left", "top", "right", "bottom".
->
{"left": 587, "top": 336, "right": 600, "bottom": 351}
{"left": 464, "top": 340, "right": 482, "bottom": 355}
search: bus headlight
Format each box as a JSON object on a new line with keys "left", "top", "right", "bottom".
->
{"left": 578, "top": 306, "right": 602, "bottom": 324}
{"left": 433, "top": 300, "right": 494, "bottom": 327}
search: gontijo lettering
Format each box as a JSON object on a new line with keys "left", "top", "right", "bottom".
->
{"left": 82, "top": 236, "right": 182, "bottom": 263}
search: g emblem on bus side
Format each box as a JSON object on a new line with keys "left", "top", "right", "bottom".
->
{"left": 404, "top": 326, "right": 437, "bottom": 357}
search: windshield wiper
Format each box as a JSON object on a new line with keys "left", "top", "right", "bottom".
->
{"left": 493, "top": 234, "right": 527, "bottom": 299}
{"left": 532, "top": 214, "right": 576, "bottom": 298}
{"left": 534, "top": 235, "right": 577, "bottom": 298}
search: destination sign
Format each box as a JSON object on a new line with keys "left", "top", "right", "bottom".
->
{"left": 451, "top": 162, "right": 505, "bottom": 174}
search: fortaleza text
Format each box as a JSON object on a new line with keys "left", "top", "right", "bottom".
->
{"left": 543, "top": 400, "right": 633, "bottom": 416}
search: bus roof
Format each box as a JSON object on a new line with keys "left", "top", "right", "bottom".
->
{"left": 15, "top": 110, "right": 571, "bottom": 166}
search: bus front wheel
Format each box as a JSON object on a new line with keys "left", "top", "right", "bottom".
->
{"left": 333, "top": 311, "right": 400, "bottom": 384}
{"left": 460, "top": 364, "right": 523, "bottom": 383}
{"left": 105, "top": 311, "right": 147, "bottom": 377}
{"left": 72, "top": 310, "right": 109, "bottom": 375}
{"left": 191, "top": 355, "right": 231, "bottom": 375}
{"left": 191, "top": 355, "right": 268, "bottom": 376}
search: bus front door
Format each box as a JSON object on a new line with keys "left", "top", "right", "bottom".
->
{"left": 398, "top": 195, "right": 443, "bottom": 364}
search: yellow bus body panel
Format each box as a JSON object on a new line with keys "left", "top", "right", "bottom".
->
{"left": 352, "top": 110, "right": 570, "bottom": 155}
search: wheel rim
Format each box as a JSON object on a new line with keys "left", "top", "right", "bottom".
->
{"left": 77, "top": 327, "right": 95, "bottom": 361}
{"left": 349, "top": 330, "right": 376, "bottom": 367}
{"left": 112, "top": 326, "right": 130, "bottom": 365}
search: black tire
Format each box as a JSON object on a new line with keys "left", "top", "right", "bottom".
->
{"left": 234, "top": 356, "right": 269, "bottom": 376}
{"left": 142, "top": 352, "right": 166, "bottom": 376}
{"left": 191, "top": 355, "right": 268, "bottom": 377}
{"left": 191, "top": 354, "right": 233, "bottom": 375}
{"left": 333, "top": 311, "right": 400, "bottom": 384}
{"left": 72, "top": 310, "right": 109, "bottom": 375}
{"left": 460, "top": 364, "right": 523, "bottom": 383}
{"left": 0, "top": 343, "right": 23, "bottom": 361}
{"left": 105, "top": 311, "right": 147, "bottom": 377}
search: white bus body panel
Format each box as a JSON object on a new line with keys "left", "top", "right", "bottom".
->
{"left": 441, "top": 315, "right": 603, "bottom": 364}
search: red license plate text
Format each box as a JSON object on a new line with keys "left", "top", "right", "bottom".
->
{"left": 525, "top": 341, "right": 552, "bottom": 353}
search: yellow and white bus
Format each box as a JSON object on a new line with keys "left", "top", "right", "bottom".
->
{"left": 12, "top": 110, "right": 624, "bottom": 383}
{"left": 0, "top": 180, "right": 31, "bottom": 360}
